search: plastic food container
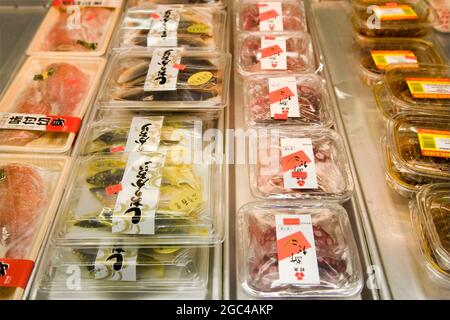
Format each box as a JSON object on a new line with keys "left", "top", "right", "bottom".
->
{"left": 236, "top": 0, "right": 306, "bottom": 33}
{"left": 50, "top": 152, "right": 224, "bottom": 246}
{"left": 113, "top": 4, "right": 227, "bottom": 52}
{"left": 98, "top": 50, "right": 231, "bottom": 109}
{"left": 386, "top": 114, "right": 450, "bottom": 181}
{"left": 249, "top": 128, "right": 354, "bottom": 201}
{"left": 30, "top": 245, "right": 210, "bottom": 299}
{"left": 353, "top": 35, "right": 444, "bottom": 86}
{"left": 374, "top": 64, "right": 450, "bottom": 118}
{"left": 0, "top": 154, "right": 71, "bottom": 300}
{"left": 237, "top": 200, "right": 363, "bottom": 298}
{"left": 351, "top": 0, "right": 435, "bottom": 37}
{"left": 27, "top": 2, "right": 123, "bottom": 56}
{"left": 243, "top": 74, "right": 333, "bottom": 127}
{"left": 236, "top": 32, "right": 315, "bottom": 77}
{"left": 0, "top": 56, "right": 106, "bottom": 154}
{"left": 128, "top": 0, "right": 223, "bottom": 6}
{"left": 410, "top": 183, "right": 450, "bottom": 286}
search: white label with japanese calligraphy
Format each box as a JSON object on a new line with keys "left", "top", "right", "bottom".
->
{"left": 144, "top": 48, "right": 182, "bottom": 91}
{"left": 275, "top": 214, "right": 320, "bottom": 285}
{"left": 259, "top": 36, "right": 287, "bottom": 70}
{"left": 268, "top": 77, "right": 300, "bottom": 119}
{"left": 258, "top": 2, "right": 283, "bottom": 31}
{"left": 112, "top": 152, "right": 164, "bottom": 235}
{"left": 94, "top": 248, "right": 138, "bottom": 281}
{"left": 280, "top": 138, "right": 318, "bottom": 189}
{"left": 147, "top": 5, "right": 182, "bottom": 47}
{"left": 125, "top": 116, "right": 164, "bottom": 152}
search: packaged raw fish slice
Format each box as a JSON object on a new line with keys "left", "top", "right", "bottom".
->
{"left": 237, "top": 201, "right": 363, "bottom": 298}
{"left": 27, "top": 1, "right": 123, "bottom": 56}
{"left": 0, "top": 154, "right": 71, "bottom": 300}
{"left": 52, "top": 152, "right": 224, "bottom": 246}
{"left": 249, "top": 127, "right": 354, "bottom": 201}
{"left": 236, "top": 32, "right": 315, "bottom": 77}
{"left": 244, "top": 74, "right": 333, "bottom": 127}
{"left": 237, "top": 0, "right": 306, "bottom": 32}
{"left": 99, "top": 50, "right": 230, "bottom": 108}
{"left": 0, "top": 56, "right": 106, "bottom": 153}
{"left": 114, "top": 5, "right": 227, "bottom": 51}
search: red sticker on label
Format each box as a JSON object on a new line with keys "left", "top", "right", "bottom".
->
{"left": 291, "top": 171, "right": 307, "bottom": 179}
{"left": 280, "top": 150, "right": 312, "bottom": 172}
{"left": 150, "top": 13, "right": 160, "bottom": 19}
{"left": 260, "top": 44, "right": 283, "bottom": 58}
{"left": 259, "top": 9, "right": 279, "bottom": 22}
{"left": 269, "top": 86, "right": 295, "bottom": 104}
{"left": 105, "top": 183, "right": 122, "bottom": 195}
{"left": 0, "top": 259, "right": 34, "bottom": 289}
{"left": 276, "top": 231, "right": 312, "bottom": 261}
{"left": 283, "top": 218, "right": 300, "bottom": 225}
{"left": 110, "top": 146, "right": 125, "bottom": 153}
{"left": 173, "top": 64, "right": 186, "bottom": 70}
{"left": 45, "top": 115, "right": 81, "bottom": 133}
{"left": 274, "top": 112, "right": 288, "bottom": 120}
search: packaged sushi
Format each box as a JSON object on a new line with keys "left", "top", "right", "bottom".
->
{"left": 113, "top": 4, "right": 227, "bottom": 52}
{"left": 0, "top": 154, "right": 71, "bottom": 300}
{"left": 351, "top": 0, "right": 435, "bottom": 37}
{"left": 248, "top": 127, "right": 354, "bottom": 201}
{"left": 98, "top": 50, "right": 231, "bottom": 109}
{"left": 243, "top": 74, "right": 333, "bottom": 127}
{"left": 374, "top": 64, "right": 450, "bottom": 118}
{"left": 27, "top": 1, "right": 123, "bottom": 56}
{"left": 236, "top": 0, "right": 307, "bottom": 33}
{"left": 50, "top": 152, "right": 224, "bottom": 246}
{"left": 410, "top": 183, "right": 450, "bottom": 286}
{"left": 353, "top": 35, "right": 444, "bottom": 86}
{"left": 30, "top": 245, "right": 210, "bottom": 299}
{"left": 0, "top": 56, "right": 106, "bottom": 154}
{"left": 236, "top": 32, "right": 315, "bottom": 77}
{"left": 237, "top": 201, "right": 363, "bottom": 298}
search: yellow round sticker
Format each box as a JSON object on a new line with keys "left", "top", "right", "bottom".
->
{"left": 187, "top": 71, "right": 213, "bottom": 86}
{"left": 187, "top": 23, "right": 210, "bottom": 34}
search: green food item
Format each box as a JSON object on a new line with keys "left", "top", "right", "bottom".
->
{"left": 77, "top": 40, "right": 98, "bottom": 51}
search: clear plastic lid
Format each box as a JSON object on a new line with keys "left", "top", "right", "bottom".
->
{"left": 0, "top": 154, "right": 71, "bottom": 300}
{"left": 51, "top": 152, "right": 224, "bottom": 246}
{"left": 236, "top": 0, "right": 307, "bottom": 33}
{"left": 237, "top": 200, "right": 363, "bottom": 298}
{"left": 387, "top": 114, "right": 450, "bottom": 179}
{"left": 243, "top": 74, "right": 334, "bottom": 127}
{"left": 236, "top": 32, "right": 315, "bottom": 77}
{"left": 249, "top": 128, "right": 354, "bottom": 201}
{"left": 98, "top": 50, "right": 231, "bottom": 109}
{"left": 113, "top": 5, "right": 227, "bottom": 52}
{"left": 374, "top": 64, "right": 450, "bottom": 117}
{"left": 351, "top": 0, "right": 435, "bottom": 37}
{"left": 353, "top": 35, "right": 444, "bottom": 86}
{"left": 31, "top": 245, "right": 209, "bottom": 298}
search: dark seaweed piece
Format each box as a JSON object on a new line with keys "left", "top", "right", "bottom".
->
{"left": 95, "top": 130, "right": 128, "bottom": 145}
{"left": 86, "top": 169, "right": 125, "bottom": 187}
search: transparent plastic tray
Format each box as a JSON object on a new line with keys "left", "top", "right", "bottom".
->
{"left": 249, "top": 127, "right": 354, "bottom": 201}
{"left": 237, "top": 200, "right": 363, "bottom": 298}
{"left": 243, "top": 74, "right": 333, "bottom": 127}
{"left": 113, "top": 4, "right": 227, "bottom": 52}
{"left": 51, "top": 152, "right": 224, "bottom": 246}
{"left": 236, "top": 32, "right": 315, "bottom": 77}
{"left": 236, "top": 0, "right": 307, "bottom": 33}
{"left": 98, "top": 51, "right": 231, "bottom": 109}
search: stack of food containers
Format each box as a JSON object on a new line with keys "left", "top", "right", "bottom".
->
{"left": 234, "top": 0, "right": 364, "bottom": 298}
{"left": 350, "top": 0, "right": 450, "bottom": 287}
{"left": 0, "top": 0, "right": 125, "bottom": 299}
{"left": 27, "top": 0, "right": 230, "bottom": 299}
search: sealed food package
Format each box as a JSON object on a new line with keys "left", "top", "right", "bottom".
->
{"left": 410, "top": 183, "right": 450, "bottom": 285}
{"left": 236, "top": 0, "right": 306, "bottom": 32}
{"left": 244, "top": 74, "right": 333, "bottom": 127}
{"left": 0, "top": 56, "right": 106, "bottom": 153}
{"left": 27, "top": 2, "right": 123, "bottom": 56}
{"left": 249, "top": 128, "right": 354, "bottom": 201}
{"left": 353, "top": 35, "right": 444, "bottom": 86}
{"left": 237, "top": 201, "right": 363, "bottom": 298}
{"left": 98, "top": 50, "right": 231, "bottom": 108}
{"left": 236, "top": 33, "right": 315, "bottom": 77}
{"left": 386, "top": 114, "right": 450, "bottom": 182}
{"left": 51, "top": 152, "right": 224, "bottom": 246}
{"left": 31, "top": 245, "right": 210, "bottom": 299}
{"left": 114, "top": 5, "right": 227, "bottom": 52}
{"left": 0, "top": 154, "right": 71, "bottom": 300}
{"left": 351, "top": 0, "right": 434, "bottom": 37}
{"left": 128, "top": 0, "right": 222, "bottom": 5}
{"left": 374, "top": 64, "right": 450, "bottom": 118}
